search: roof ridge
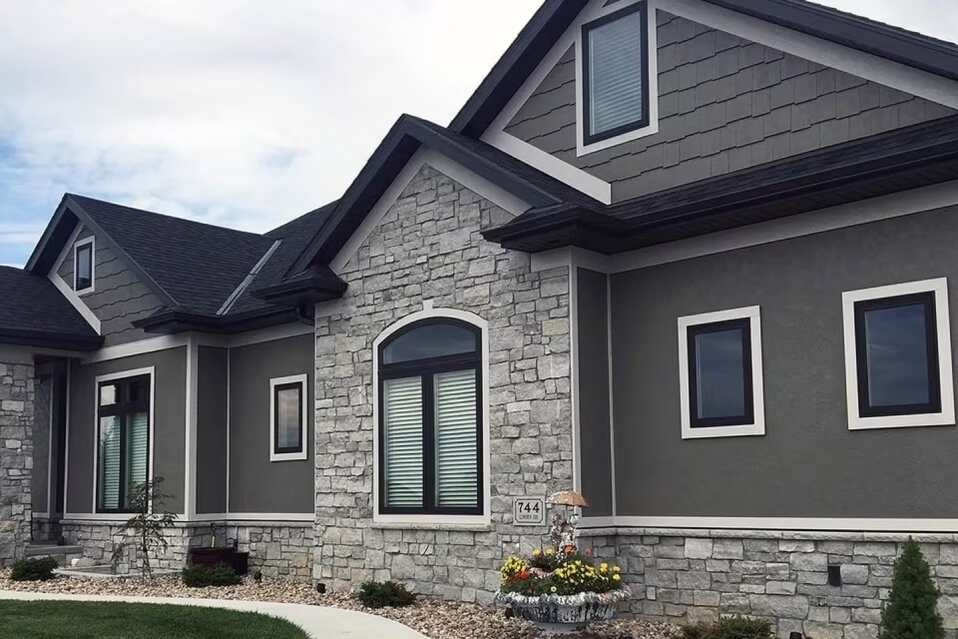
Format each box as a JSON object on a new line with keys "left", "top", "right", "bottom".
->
{"left": 65, "top": 193, "right": 271, "bottom": 241}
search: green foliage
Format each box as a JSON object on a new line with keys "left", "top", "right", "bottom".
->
{"left": 357, "top": 580, "right": 416, "bottom": 609}
{"left": 678, "top": 615, "right": 774, "bottom": 639}
{"left": 10, "top": 557, "right": 58, "bottom": 582}
{"left": 879, "top": 539, "right": 944, "bottom": 639}
{"left": 182, "top": 563, "right": 242, "bottom": 588}
{"left": 112, "top": 476, "right": 179, "bottom": 579}
{"left": 498, "top": 550, "right": 624, "bottom": 596}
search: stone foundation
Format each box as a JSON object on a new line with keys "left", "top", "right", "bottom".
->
{"left": 579, "top": 528, "right": 958, "bottom": 639}
{"left": 60, "top": 520, "right": 313, "bottom": 579}
{"left": 0, "top": 356, "right": 34, "bottom": 566}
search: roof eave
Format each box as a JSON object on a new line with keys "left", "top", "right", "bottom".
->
{"left": 0, "top": 328, "right": 103, "bottom": 352}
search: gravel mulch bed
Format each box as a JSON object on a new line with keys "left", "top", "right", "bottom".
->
{"left": 0, "top": 570, "right": 679, "bottom": 639}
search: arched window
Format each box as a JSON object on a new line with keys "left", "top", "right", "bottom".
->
{"left": 378, "top": 318, "right": 483, "bottom": 515}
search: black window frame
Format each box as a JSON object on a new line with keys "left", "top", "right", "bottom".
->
{"left": 96, "top": 374, "right": 151, "bottom": 514}
{"left": 581, "top": 1, "right": 651, "bottom": 146}
{"left": 273, "top": 380, "right": 305, "bottom": 456}
{"left": 378, "top": 318, "right": 483, "bottom": 517}
{"left": 854, "top": 291, "right": 941, "bottom": 418}
{"left": 686, "top": 318, "right": 754, "bottom": 428}
{"left": 75, "top": 240, "right": 93, "bottom": 292}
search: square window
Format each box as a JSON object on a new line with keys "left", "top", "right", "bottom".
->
{"left": 270, "top": 375, "right": 308, "bottom": 461}
{"left": 579, "top": 1, "right": 655, "bottom": 154}
{"left": 678, "top": 306, "right": 765, "bottom": 439}
{"left": 843, "top": 278, "right": 954, "bottom": 430}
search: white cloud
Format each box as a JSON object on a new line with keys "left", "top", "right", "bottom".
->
{"left": 0, "top": 0, "right": 955, "bottom": 240}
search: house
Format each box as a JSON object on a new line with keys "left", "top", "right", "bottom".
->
{"left": 3, "top": 0, "right": 958, "bottom": 633}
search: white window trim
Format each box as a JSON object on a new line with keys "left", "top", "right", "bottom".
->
{"left": 269, "top": 374, "right": 309, "bottom": 462}
{"left": 677, "top": 305, "right": 765, "bottom": 439}
{"left": 372, "top": 303, "right": 491, "bottom": 527}
{"left": 92, "top": 367, "right": 155, "bottom": 514}
{"left": 576, "top": 0, "right": 659, "bottom": 156}
{"left": 842, "top": 277, "right": 955, "bottom": 431}
{"left": 73, "top": 235, "right": 95, "bottom": 296}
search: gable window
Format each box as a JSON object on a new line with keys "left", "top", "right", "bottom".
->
{"left": 378, "top": 318, "right": 483, "bottom": 516}
{"left": 269, "top": 374, "right": 308, "bottom": 462}
{"left": 678, "top": 306, "right": 765, "bottom": 439}
{"left": 579, "top": 1, "right": 653, "bottom": 152}
{"left": 843, "top": 278, "right": 954, "bottom": 430}
{"left": 74, "top": 236, "right": 95, "bottom": 294}
{"left": 96, "top": 371, "right": 151, "bottom": 513}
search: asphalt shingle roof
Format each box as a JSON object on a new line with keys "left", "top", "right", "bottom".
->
{"left": 69, "top": 195, "right": 276, "bottom": 316}
{"left": 0, "top": 267, "right": 100, "bottom": 347}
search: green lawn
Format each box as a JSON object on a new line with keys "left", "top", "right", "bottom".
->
{"left": 0, "top": 601, "right": 309, "bottom": 639}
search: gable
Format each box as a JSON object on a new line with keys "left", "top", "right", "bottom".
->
{"left": 500, "top": 8, "right": 956, "bottom": 203}
{"left": 52, "top": 224, "right": 165, "bottom": 346}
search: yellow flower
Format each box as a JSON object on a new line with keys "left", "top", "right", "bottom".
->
{"left": 545, "top": 548, "right": 555, "bottom": 556}
{"left": 613, "top": 565, "right": 621, "bottom": 573}
{"left": 599, "top": 563, "right": 608, "bottom": 572}
{"left": 612, "top": 574, "right": 621, "bottom": 582}
{"left": 532, "top": 548, "right": 541, "bottom": 557}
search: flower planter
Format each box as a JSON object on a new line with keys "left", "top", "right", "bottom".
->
{"left": 496, "top": 588, "right": 630, "bottom": 634}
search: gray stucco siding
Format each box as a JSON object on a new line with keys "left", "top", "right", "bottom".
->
{"left": 57, "top": 226, "right": 165, "bottom": 346}
{"left": 505, "top": 11, "right": 954, "bottom": 203}
{"left": 610, "top": 204, "right": 958, "bottom": 519}
{"left": 196, "top": 346, "right": 228, "bottom": 514}
{"left": 228, "top": 334, "right": 314, "bottom": 514}
{"left": 66, "top": 347, "right": 187, "bottom": 514}
{"left": 576, "top": 268, "right": 614, "bottom": 517}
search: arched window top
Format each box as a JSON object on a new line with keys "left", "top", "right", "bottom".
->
{"left": 381, "top": 319, "right": 479, "bottom": 366}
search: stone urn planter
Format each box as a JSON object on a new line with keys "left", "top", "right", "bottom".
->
{"left": 496, "top": 588, "right": 631, "bottom": 634}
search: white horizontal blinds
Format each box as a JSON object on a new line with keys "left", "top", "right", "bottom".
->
{"left": 384, "top": 377, "right": 424, "bottom": 508}
{"left": 124, "top": 412, "right": 149, "bottom": 507}
{"left": 98, "top": 416, "right": 121, "bottom": 510}
{"left": 588, "top": 7, "right": 645, "bottom": 136}
{"left": 434, "top": 370, "right": 479, "bottom": 509}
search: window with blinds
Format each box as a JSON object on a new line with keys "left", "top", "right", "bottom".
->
{"left": 96, "top": 374, "right": 150, "bottom": 513}
{"left": 582, "top": 2, "right": 650, "bottom": 144}
{"left": 379, "top": 319, "right": 483, "bottom": 515}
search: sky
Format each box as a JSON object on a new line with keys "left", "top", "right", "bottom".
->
{"left": 1, "top": 1, "right": 956, "bottom": 268}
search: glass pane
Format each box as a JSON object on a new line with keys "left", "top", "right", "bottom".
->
{"left": 384, "top": 377, "right": 423, "bottom": 508}
{"left": 125, "top": 412, "right": 149, "bottom": 509}
{"left": 383, "top": 323, "right": 477, "bottom": 364}
{"left": 694, "top": 327, "right": 747, "bottom": 420}
{"left": 76, "top": 245, "right": 92, "bottom": 288}
{"left": 588, "top": 8, "right": 644, "bottom": 136}
{"left": 128, "top": 377, "right": 147, "bottom": 404}
{"left": 276, "top": 385, "right": 302, "bottom": 450}
{"left": 99, "top": 384, "right": 117, "bottom": 407}
{"left": 864, "top": 302, "right": 931, "bottom": 407}
{"left": 98, "top": 416, "right": 121, "bottom": 510}
{"left": 435, "top": 370, "right": 478, "bottom": 509}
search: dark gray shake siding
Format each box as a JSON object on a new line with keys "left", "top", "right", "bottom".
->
{"left": 576, "top": 268, "right": 614, "bottom": 516}
{"left": 228, "top": 334, "right": 314, "bottom": 514}
{"left": 66, "top": 347, "right": 187, "bottom": 514}
{"left": 609, "top": 205, "right": 958, "bottom": 519}
{"left": 505, "top": 12, "right": 954, "bottom": 203}
{"left": 57, "top": 227, "right": 165, "bottom": 346}
{"left": 196, "top": 346, "right": 228, "bottom": 514}
{"left": 31, "top": 375, "right": 51, "bottom": 513}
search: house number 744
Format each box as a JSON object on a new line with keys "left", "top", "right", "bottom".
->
{"left": 514, "top": 497, "right": 545, "bottom": 526}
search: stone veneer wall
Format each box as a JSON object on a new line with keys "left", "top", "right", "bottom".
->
{"left": 61, "top": 522, "right": 313, "bottom": 578}
{"left": 579, "top": 529, "right": 958, "bottom": 639}
{"left": 0, "top": 357, "right": 34, "bottom": 566}
{"left": 313, "top": 165, "right": 575, "bottom": 603}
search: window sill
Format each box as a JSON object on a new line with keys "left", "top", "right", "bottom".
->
{"left": 371, "top": 517, "right": 492, "bottom": 532}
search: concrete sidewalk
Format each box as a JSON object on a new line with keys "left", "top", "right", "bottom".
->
{"left": 0, "top": 589, "right": 429, "bottom": 639}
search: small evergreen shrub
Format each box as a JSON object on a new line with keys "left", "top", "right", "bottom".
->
{"left": 182, "top": 563, "right": 241, "bottom": 588}
{"left": 357, "top": 580, "right": 416, "bottom": 609}
{"left": 10, "top": 557, "right": 58, "bottom": 582}
{"left": 879, "top": 539, "right": 944, "bottom": 639}
{"left": 678, "top": 615, "right": 774, "bottom": 639}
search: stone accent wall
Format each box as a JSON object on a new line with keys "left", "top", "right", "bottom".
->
{"left": 580, "top": 529, "right": 958, "bottom": 639}
{"left": 313, "top": 165, "right": 574, "bottom": 603}
{"left": 61, "top": 522, "right": 313, "bottom": 579}
{"left": 0, "top": 357, "right": 34, "bottom": 566}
